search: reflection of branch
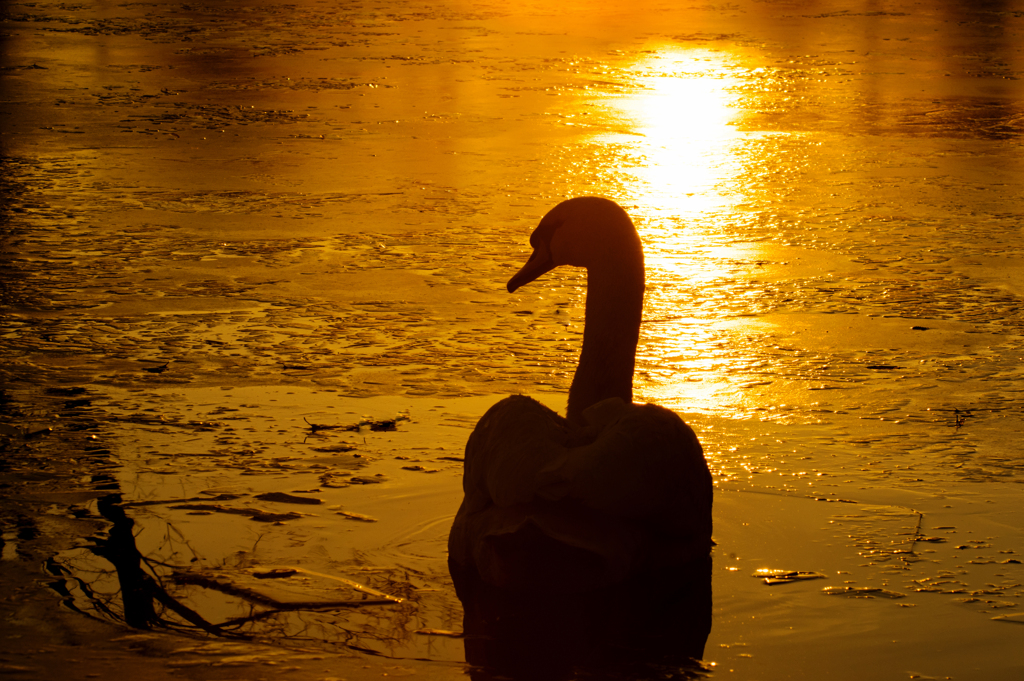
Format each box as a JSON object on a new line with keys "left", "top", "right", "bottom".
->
{"left": 92, "top": 494, "right": 249, "bottom": 639}
{"left": 212, "top": 599, "right": 395, "bottom": 630}
{"left": 251, "top": 532, "right": 266, "bottom": 555}
{"left": 907, "top": 510, "right": 928, "bottom": 556}
{"left": 146, "top": 573, "right": 236, "bottom": 637}
{"left": 46, "top": 556, "right": 124, "bottom": 623}
{"left": 168, "top": 503, "right": 305, "bottom": 523}
{"left": 74, "top": 495, "right": 428, "bottom": 655}
{"left": 173, "top": 570, "right": 402, "bottom": 609}
{"left": 94, "top": 494, "right": 158, "bottom": 628}
{"left": 216, "top": 608, "right": 287, "bottom": 629}
{"left": 123, "top": 493, "right": 243, "bottom": 508}
{"left": 303, "top": 414, "right": 408, "bottom": 433}
{"left": 304, "top": 416, "right": 361, "bottom": 433}
{"left": 107, "top": 414, "right": 219, "bottom": 430}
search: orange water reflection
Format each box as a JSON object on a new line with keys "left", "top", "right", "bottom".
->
{"left": 600, "top": 48, "right": 746, "bottom": 220}
{"left": 585, "top": 47, "right": 771, "bottom": 416}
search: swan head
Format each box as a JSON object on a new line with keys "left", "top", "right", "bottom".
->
{"left": 507, "top": 197, "right": 640, "bottom": 293}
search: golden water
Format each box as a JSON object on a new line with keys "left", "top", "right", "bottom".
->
{"left": 2, "top": 0, "right": 1023, "bottom": 678}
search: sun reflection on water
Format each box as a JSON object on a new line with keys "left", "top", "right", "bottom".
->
{"left": 599, "top": 49, "right": 746, "bottom": 220}
{"left": 590, "top": 48, "right": 767, "bottom": 416}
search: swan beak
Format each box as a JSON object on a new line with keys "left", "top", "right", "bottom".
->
{"left": 507, "top": 247, "right": 555, "bottom": 293}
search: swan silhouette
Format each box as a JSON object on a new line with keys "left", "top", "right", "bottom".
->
{"left": 448, "top": 197, "right": 713, "bottom": 594}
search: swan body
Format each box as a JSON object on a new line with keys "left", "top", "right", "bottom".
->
{"left": 449, "top": 197, "right": 712, "bottom": 593}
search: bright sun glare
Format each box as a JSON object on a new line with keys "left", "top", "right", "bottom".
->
{"left": 605, "top": 49, "right": 745, "bottom": 220}
{"left": 592, "top": 49, "right": 765, "bottom": 415}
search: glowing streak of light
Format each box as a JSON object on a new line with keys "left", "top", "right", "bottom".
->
{"left": 593, "top": 49, "right": 768, "bottom": 416}
{"left": 599, "top": 49, "right": 745, "bottom": 223}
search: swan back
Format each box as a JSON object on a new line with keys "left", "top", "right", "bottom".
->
{"left": 449, "top": 395, "right": 711, "bottom": 592}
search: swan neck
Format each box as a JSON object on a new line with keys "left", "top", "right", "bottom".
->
{"left": 567, "top": 260, "right": 644, "bottom": 425}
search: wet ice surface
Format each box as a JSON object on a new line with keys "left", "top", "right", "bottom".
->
{"left": 2, "top": 0, "right": 1024, "bottom": 678}
{"left": 52, "top": 387, "right": 485, "bottom": 664}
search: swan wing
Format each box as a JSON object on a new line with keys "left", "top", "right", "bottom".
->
{"left": 449, "top": 396, "right": 713, "bottom": 589}
{"left": 538, "top": 398, "right": 712, "bottom": 541}
{"left": 461, "top": 395, "right": 570, "bottom": 509}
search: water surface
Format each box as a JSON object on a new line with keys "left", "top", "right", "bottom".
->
{"left": 2, "top": 1, "right": 1023, "bottom": 679}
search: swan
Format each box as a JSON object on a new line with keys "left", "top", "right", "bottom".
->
{"left": 448, "top": 196, "right": 712, "bottom": 595}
